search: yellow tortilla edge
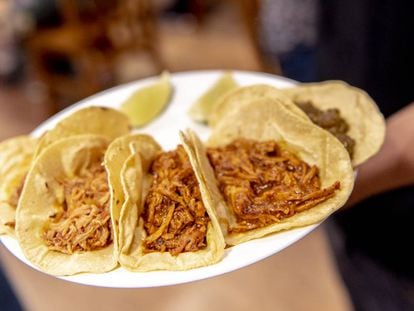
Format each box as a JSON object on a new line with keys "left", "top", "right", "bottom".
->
{"left": 118, "top": 134, "right": 225, "bottom": 271}
{"left": 16, "top": 134, "right": 118, "bottom": 275}
{"left": 281, "top": 80, "right": 386, "bottom": 166}
{"left": 0, "top": 136, "right": 37, "bottom": 236}
{"left": 34, "top": 106, "right": 131, "bottom": 158}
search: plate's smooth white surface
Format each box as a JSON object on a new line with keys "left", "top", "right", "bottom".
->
{"left": 1, "top": 70, "right": 317, "bottom": 288}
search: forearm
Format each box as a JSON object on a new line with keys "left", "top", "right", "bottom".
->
{"left": 345, "top": 102, "right": 414, "bottom": 207}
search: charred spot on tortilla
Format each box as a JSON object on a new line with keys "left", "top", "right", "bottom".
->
{"left": 142, "top": 145, "right": 210, "bottom": 256}
{"left": 43, "top": 156, "right": 112, "bottom": 255}
{"left": 5, "top": 221, "right": 15, "bottom": 228}
{"left": 295, "top": 101, "right": 355, "bottom": 158}
{"left": 207, "top": 139, "right": 340, "bottom": 233}
{"left": 8, "top": 175, "right": 27, "bottom": 209}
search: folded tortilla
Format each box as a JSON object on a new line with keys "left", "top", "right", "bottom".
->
{"left": 117, "top": 134, "right": 225, "bottom": 271}
{"left": 2, "top": 106, "right": 130, "bottom": 238}
{"left": 185, "top": 98, "right": 354, "bottom": 245}
{"left": 280, "top": 80, "right": 386, "bottom": 166}
{"left": 0, "top": 136, "right": 36, "bottom": 236}
{"left": 16, "top": 135, "right": 119, "bottom": 275}
{"left": 104, "top": 134, "right": 162, "bottom": 260}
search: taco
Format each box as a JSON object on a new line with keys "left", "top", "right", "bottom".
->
{"left": 104, "top": 134, "right": 162, "bottom": 258}
{"left": 34, "top": 106, "right": 131, "bottom": 157}
{"left": 117, "top": 135, "right": 225, "bottom": 271}
{"left": 16, "top": 135, "right": 119, "bottom": 275}
{"left": 280, "top": 80, "right": 385, "bottom": 166}
{"left": 0, "top": 136, "right": 36, "bottom": 236}
{"left": 184, "top": 98, "right": 354, "bottom": 245}
{"left": 208, "top": 82, "right": 385, "bottom": 166}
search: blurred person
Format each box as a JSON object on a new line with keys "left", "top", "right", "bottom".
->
{"left": 258, "top": 0, "right": 319, "bottom": 82}
{"left": 0, "top": 260, "right": 22, "bottom": 311}
{"left": 259, "top": 0, "right": 414, "bottom": 310}
{"left": 331, "top": 103, "right": 414, "bottom": 310}
{"left": 317, "top": 1, "right": 414, "bottom": 310}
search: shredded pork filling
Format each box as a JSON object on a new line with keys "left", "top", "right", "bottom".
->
{"left": 143, "top": 146, "right": 209, "bottom": 256}
{"left": 43, "top": 160, "right": 112, "bottom": 254}
{"left": 207, "top": 139, "right": 340, "bottom": 233}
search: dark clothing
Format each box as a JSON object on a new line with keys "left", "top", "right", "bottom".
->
{"left": 317, "top": 0, "right": 414, "bottom": 116}
{"left": 0, "top": 263, "right": 23, "bottom": 311}
{"left": 278, "top": 44, "right": 317, "bottom": 83}
{"left": 317, "top": 0, "right": 414, "bottom": 310}
{"left": 334, "top": 187, "right": 414, "bottom": 281}
{"left": 326, "top": 188, "right": 414, "bottom": 311}
{"left": 327, "top": 217, "right": 414, "bottom": 311}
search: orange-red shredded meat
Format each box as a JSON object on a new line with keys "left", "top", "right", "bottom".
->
{"left": 143, "top": 146, "right": 209, "bottom": 256}
{"left": 43, "top": 159, "right": 112, "bottom": 254}
{"left": 207, "top": 139, "right": 340, "bottom": 233}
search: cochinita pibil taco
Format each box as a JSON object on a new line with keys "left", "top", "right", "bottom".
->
{"left": 0, "top": 136, "right": 36, "bottom": 236}
{"left": 183, "top": 97, "right": 354, "bottom": 245}
{"left": 1, "top": 106, "right": 131, "bottom": 240}
{"left": 116, "top": 134, "right": 225, "bottom": 271}
{"left": 209, "top": 82, "right": 385, "bottom": 167}
{"left": 16, "top": 135, "right": 120, "bottom": 275}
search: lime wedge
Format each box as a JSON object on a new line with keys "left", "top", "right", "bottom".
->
{"left": 121, "top": 71, "right": 172, "bottom": 127}
{"left": 188, "top": 71, "right": 238, "bottom": 123}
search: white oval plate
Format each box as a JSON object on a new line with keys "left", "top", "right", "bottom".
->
{"left": 0, "top": 70, "right": 317, "bottom": 288}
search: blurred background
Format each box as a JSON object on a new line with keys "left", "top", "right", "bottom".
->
{"left": 1, "top": 1, "right": 413, "bottom": 311}
{"left": 0, "top": 0, "right": 270, "bottom": 140}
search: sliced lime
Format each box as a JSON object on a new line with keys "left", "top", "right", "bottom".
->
{"left": 188, "top": 71, "right": 238, "bottom": 123}
{"left": 121, "top": 71, "right": 172, "bottom": 127}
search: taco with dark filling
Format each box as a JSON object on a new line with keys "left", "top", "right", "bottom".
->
{"left": 209, "top": 82, "right": 385, "bottom": 166}
{"left": 281, "top": 81, "right": 385, "bottom": 166}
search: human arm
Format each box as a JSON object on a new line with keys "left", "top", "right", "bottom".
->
{"left": 345, "top": 102, "right": 414, "bottom": 207}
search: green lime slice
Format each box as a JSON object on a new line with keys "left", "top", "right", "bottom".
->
{"left": 188, "top": 71, "right": 238, "bottom": 123}
{"left": 121, "top": 71, "right": 172, "bottom": 127}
